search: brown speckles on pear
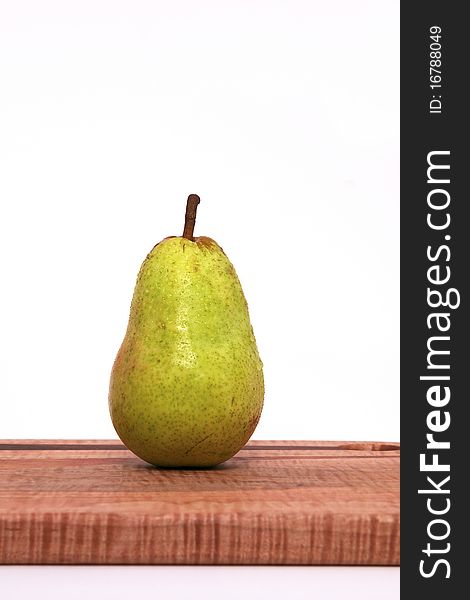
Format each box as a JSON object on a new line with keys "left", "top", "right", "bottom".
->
{"left": 195, "top": 236, "right": 221, "bottom": 252}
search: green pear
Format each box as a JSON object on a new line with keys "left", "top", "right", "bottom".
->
{"left": 109, "top": 195, "right": 264, "bottom": 467}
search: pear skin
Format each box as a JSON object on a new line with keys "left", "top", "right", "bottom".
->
{"left": 109, "top": 196, "right": 264, "bottom": 467}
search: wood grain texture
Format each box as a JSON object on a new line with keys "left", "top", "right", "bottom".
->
{"left": 0, "top": 440, "right": 400, "bottom": 565}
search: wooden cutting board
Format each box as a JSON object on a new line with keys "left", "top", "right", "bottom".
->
{"left": 0, "top": 440, "right": 399, "bottom": 565}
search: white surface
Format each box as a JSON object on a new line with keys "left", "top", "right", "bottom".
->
{"left": 0, "top": 566, "right": 399, "bottom": 600}
{"left": 0, "top": 0, "right": 399, "bottom": 441}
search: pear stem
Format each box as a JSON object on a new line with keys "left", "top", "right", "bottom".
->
{"left": 182, "top": 194, "right": 200, "bottom": 240}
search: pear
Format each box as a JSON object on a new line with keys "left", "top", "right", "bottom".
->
{"left": 109, "top": 195, "right": 264, "bottom": 467}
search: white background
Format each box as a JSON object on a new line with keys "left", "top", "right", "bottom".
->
{"left": 0, "top": 566, "right": 399, "bottom": 600}
{"left": 0, "top": 0, "right": 399, "bottom": 443}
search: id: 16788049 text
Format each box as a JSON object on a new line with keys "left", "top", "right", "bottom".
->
{"left": 429, "top": 26, "right": 443, "bottom": 114}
